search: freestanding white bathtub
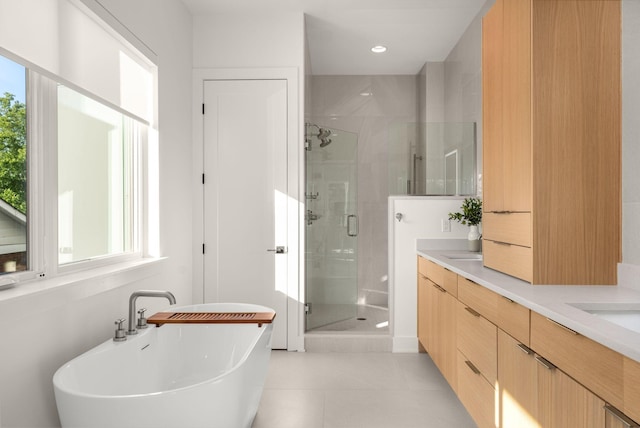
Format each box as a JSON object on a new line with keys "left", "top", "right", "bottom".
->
{"left": 53, "top": 303, "right": 274, "bottom": 428}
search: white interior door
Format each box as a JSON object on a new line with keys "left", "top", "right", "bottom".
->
{"left": 203, "top": 79, "right": 288, "bottom": 349}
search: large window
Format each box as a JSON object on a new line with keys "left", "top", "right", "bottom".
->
{"left": 0, "top": 52, "right": 151, "bottom": 282}
{"left": 0, "top": 54, "right": 27, "bottom": 274}
{"left": 0, "top": 0, "right": 156, "bottom": 285}
{"left": 58, "top": 85, "right": 140, "bottom": 265}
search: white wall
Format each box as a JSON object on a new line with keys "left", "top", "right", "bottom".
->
{"left": 193, "top": 12, "right": 304, "bottom": 68}
{"left": 389, "top": 197, "right": 468, "bottom": 352}
{"left": 622, "top": 0, "right": 640, "bottom": 266}
{"left": 0, "top": 0, "right": 193, "bottom": 426}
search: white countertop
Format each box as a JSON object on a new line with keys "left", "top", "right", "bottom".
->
{"left": 418, "top": 249, "right": 640, "bottom": 363}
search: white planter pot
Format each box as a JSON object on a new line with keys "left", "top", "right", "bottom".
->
{"left": 468, "top": 225, "right": 481, "bottom": 252}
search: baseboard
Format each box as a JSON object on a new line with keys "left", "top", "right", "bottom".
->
{"left": 392, "top": 336, "right": 419, "bottom": 353}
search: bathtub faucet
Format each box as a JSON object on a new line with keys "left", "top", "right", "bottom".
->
{"left": 127, "top": 290, "right": 177, "bottom": 335}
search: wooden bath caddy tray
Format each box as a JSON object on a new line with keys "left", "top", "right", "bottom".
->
{"left": 147, "top": 311, "right": 276, "bottom": 327}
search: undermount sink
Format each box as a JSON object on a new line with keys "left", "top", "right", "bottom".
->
{"left": 442, "top": 253, "right": 483, "bottom": 261}
{"left": 569, "top": 303, "right": 640, "bottom": 335}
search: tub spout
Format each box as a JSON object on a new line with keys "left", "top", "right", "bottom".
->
{"left": 127, "top": 290, "right": 176, "bottom": 335}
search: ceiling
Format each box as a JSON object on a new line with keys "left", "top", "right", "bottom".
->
{"left": 180, "top": 0, "right": 487, "bottom": 75}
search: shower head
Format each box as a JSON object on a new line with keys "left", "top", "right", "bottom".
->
{"left": 317, "top": 128, "right": 331, "bottom": 140}
{"left": 319, "top": 137, "right": 332, "bottom": 148}
{"left": 305, "top": 123, "right": 334, "bottom": 149}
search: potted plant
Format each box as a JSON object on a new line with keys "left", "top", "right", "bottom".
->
{"left": 449, "top": 197, "right": 482, "bottom": 252}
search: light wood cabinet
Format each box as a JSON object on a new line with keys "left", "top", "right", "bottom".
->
{"left": 457, "top": 350, "right": 497, "bottom": 428}
{"left": 423, "top": 257, "right": 458, "bottom": 297}
{"left": 530, "top": 311, "right": 624, "bottom": 411}
{"left": 418, "top": 257, "right": 457, "bottom": 389}
{"left": 457, "top": 300, "right": 497, "bottom": 385}
{"left": 458, "top": 276, "right": 530, "bottom": 346}
{"left": 417, "top": 273, "right": 429, "bottom": 352}
{"left": 481, "top": 0, "right": 621, "bottom": 285}
{"left": 498, "top": 330, "right": 538, "bottom": 428}
{"left": 419, "top": 257, "right": 640, "bottom": 428}
{"left": 426, "top": 279, "right": 457, "bottom": 389}
{"left": 499, "top": 329, "right": 606, "bottom": 428}
{"left": 604, "top": 405, "right": 640, "bottom": 428}
{"left": 536, "top": 356, "right": 605, "bottom": 428}
{"left": 623, "top": 357, "right": 640, "bottom": 424}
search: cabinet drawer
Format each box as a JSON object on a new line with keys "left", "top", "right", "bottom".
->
{"left": 424, "top": 258, "right": 444, "bottom": 285}
{"left": 457, "top": 275, "right": 530, "bottom": 344}
{"left": 483, "top": 240, "right": 533, "bottom": 282}
{"left": 457, "top": 300, "right": 497, "bottom": 385}
{"left": 483, "top": 212, "right": 531, "bottom": 247}
{"left": 530, "top": 311, "right": 624, "bottom": 410}
{"left": 458, "top": 276, "right": 499, "bottom": 325}
{"left": 418, "top": 256, "right": 429, "bottom": 277}
{"left": 457, "top": 350, "right": 496, "bottom": 428}
{"left": 497, "top": 297, "right": 530, "bottom": 346}
{"left": 442, "top": 266, "right": 458, "bottom": 297}
{"left": 420, "top": 257, "right": 458, "bottom": 296}
{"left": 624, "top": 357, "right": 640, "bottom": 424}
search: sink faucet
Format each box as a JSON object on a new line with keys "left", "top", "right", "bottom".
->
{"left": 127, "top": 290, "right": 176, "bottom": 335}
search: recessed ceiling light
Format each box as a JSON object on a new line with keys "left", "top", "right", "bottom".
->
{"left": 360, "top": 92, "right": 372, "bottom": 96}
{"left": 371, "top": 45, "right": 387, "bottom": 53}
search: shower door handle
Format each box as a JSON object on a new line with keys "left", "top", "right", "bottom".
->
{"left": 347, "top": 215, "right": 358, "bottom": 237}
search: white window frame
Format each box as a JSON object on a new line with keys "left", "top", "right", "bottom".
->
{"left": 0, "top": 68, "right": 150, "bottom": 287}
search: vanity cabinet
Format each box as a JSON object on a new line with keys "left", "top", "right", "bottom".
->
{"left": 624, "top": 357, "right": 640, "bottom": 423}
{"left": 530, "top": 312, "right": 624, "bottom": 411}
{"left": 499, "top": 328, "right": 607, "bottom": 427}
{"left": 457, "top": 350, "right": 496, "bottom": 428}
{"left": 458, "top": 276, "right": 530, "bottom": 346}
{"left": 457, "top": 300, "right": 497, "bottom": 386}
{"left": 498, "top": 330, "right": 538, "bottom": 428}
{"left": 457, "top": 301, "right": 498, "bottom": 428}
{"left": 605, "top": 405, "right": 640, "bottom": 428}
{"left": 481, "top": 0, "right": 621, "bottom": 285}
{"left": 536, "top": 356, "right": 605, "bottom": 428}
{"left": 417, "top": 256, "right": 640, "bottom": 428}
{"left": 418, "top": 257, "right": 457, "bottom": 389}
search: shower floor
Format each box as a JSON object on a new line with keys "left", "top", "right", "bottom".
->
{"left": 307, "top": 304, "right": 389, "bottom": 333}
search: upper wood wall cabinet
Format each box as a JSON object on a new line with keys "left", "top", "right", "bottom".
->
{"left": 482, "top": 0, "right": 621, "bottom": 284}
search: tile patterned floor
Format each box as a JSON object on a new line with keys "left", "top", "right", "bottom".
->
{"left": 252, "top": 351, "right": 476, "bottom": 428}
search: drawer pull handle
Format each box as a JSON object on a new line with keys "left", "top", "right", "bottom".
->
{"left": 419, "top": 274, "right": 427, "bottom": 280}
{"left": 604, "top": 405, "right": 639, "bottom": 428}
{"left": 493, "top": 241, "right": 512, "bottom": 246}
{"left": 433, "top": 284, "right": 447, "bottom": 293}
{"left": 516, "top": 343, "right": 533, "bottom": 355}
{"left": 492, "top": 211, "right": 513, "bottom": 214}
{"left": 534, "top": 354, "right": 556, "bottom": 371}
{"left": 546, "top": 318, "right": 579, "bottom": 335}
{"left": 465, "top": 360, "right": 481, "bottom": 375}
{"left": 502, "top": 296, "right": 515, "bottom": 304}
{"left": 464, "top": 306, "right": 481, "bottom": 317}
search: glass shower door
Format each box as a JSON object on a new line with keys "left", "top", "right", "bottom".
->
{"left": 305, "top": 126, "right": 358, "bottom": 331}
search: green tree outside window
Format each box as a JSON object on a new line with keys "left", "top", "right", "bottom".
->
{"left": 0, "top": 92, "right": 27, "bottom": 214}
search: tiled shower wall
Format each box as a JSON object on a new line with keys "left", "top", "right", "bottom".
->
{"left": 443, "top": 6, "right": 484, "bottom": 195}
{"left": 309, "top": 75, "right": 417, "bottom": 305}
{"left": 623, "top": 0, "right": 640, "bottom": 265}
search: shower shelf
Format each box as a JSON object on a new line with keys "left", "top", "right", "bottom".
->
{"left": 147, "top": 311, "right": 276, "bottom": 327}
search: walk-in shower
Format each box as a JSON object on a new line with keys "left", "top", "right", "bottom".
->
{"left": 304, "top": 124, "right": 388, "bottom": 334}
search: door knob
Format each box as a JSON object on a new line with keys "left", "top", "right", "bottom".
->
{"left": 267, "top": 246, "right": 287, "bottom": 254}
